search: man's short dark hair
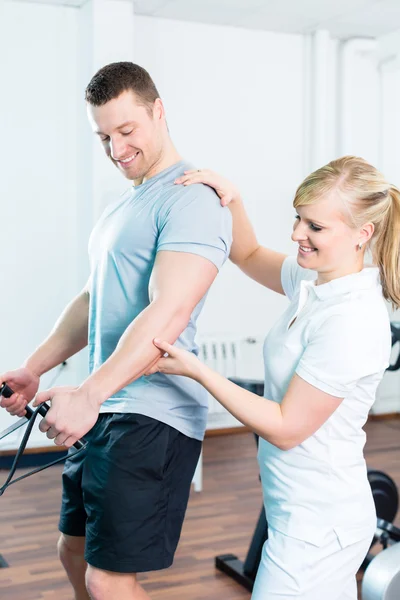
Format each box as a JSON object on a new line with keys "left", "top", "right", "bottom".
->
{"left": 85, "top": 62, "right": 160, "bottom": 112}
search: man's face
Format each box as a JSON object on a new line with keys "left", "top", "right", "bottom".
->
{"left": 87, "top": 90, "right": 164, "bottom": 182}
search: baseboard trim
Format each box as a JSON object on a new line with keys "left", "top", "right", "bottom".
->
{"left": 0, "top": 446, "right": 68, "bottom": 470}
{"left": 0, "top": 444, "right": 67, "bottom": 457}
{"left": 369, "top": 412, "right": 400, "bottom": 421}
{"left": 0, "top": 426, "right": 250, "bottom": 465}
{"left": 205, "top": 426, "right": 250, "bottom": 437}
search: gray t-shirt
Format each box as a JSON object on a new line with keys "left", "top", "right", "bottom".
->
{"left": 88, "top": 160, "right": 232, "bottom": 440}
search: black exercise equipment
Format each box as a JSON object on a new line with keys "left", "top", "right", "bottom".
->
{"left": 366, "top": 472, "right": 399, "bottom": 544}
{"left": 388, "top": 322, "right": 400, "bottom": 372}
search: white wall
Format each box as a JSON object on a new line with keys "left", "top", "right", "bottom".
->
{"left": 0, "top": 1, "right": 81, "bottom": 447}
{"left": 134, "top": 16, "right": 307, "bottom": 339}
{"left": 377, "top": 30, "right": 400, "bottom": 190}
{"left": 0, "top": 1, "right": 81, "bottom": 372}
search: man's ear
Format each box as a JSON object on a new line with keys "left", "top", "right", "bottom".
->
{"left": 153, "top": 98, "right": 164, "bottom": 121}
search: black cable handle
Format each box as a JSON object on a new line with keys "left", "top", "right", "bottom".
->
{"left": 0, "top": 383, "right": 86, "bottom": 495}
{"left": 0, "top": 383, "right": 85, "bottom": 450}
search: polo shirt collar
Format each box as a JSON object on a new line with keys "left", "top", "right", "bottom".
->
{"left": 301, "top": 266, "right": 381, "bottom": 301}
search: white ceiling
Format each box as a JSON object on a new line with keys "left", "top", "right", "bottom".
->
{"left": 133, "top": 0, "right": 400, "bottom": 39}
{"left": 7, "top": 0, "right": 400, "bottom": 39}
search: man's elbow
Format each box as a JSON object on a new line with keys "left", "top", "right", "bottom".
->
{"left": 171, "top": 299, "right": 193, "bottom": 321}
{"left": 153, "top": 299, "right": 192, "bottom": 333}
{"left": 172, "top": 307, "right": 192, "bottom": 330}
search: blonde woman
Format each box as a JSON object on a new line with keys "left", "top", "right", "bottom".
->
{"left": 147, "top": 156, "right": 400, "bottom": 599}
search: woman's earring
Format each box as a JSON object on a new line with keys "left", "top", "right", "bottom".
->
{"left": 359, "top": 243, "right": 363, "bottom": 250}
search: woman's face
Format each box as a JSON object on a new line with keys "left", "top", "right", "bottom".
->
{"left": 291, "top": 194, "right": 366, "bottom": 283}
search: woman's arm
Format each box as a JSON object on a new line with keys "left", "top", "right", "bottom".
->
{"left": 175, "top": 170, "right": 287, "bottom": 294}
{"left": 227, "top": 198, "right": 287, "bottom": 294}
{"left": 151, "top": 339, "right": 343, "bottom": 450}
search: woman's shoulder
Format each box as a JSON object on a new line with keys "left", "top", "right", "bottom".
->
{"left": 335, "top": 280, "right": 389, "bottom": 323}
{"left": 316, "top": 292, "right": 391, "bottom": 366}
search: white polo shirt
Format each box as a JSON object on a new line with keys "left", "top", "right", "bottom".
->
{"left": 259, "top": 256, "right": 392, "bottom": 547}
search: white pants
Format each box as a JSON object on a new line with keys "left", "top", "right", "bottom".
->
{"left": 251, "top": 526, "right": 374, "bottom": 600}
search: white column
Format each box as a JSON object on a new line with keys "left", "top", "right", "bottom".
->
{"left": 378, "top": 57, "right": 400, "bottom": 183}
{"left": 338, "top": 38, "right": 378, "bottom": 163}
{"left": 309, "top": 30, "right": 333, "bottom": 171}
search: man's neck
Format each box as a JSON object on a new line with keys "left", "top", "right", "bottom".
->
{"left": 134, "top": 144, "right": 182, "bottom": 186}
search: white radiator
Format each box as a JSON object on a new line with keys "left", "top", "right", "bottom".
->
{"left": 198, "top": 335, "right": 264, "bottom": 429}
{"left": 192, "top": 335, "right": 264, "bottom": 492}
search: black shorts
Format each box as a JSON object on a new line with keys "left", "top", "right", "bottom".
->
{"left": 59, "top": 413, "right": 202, "bottom": 573}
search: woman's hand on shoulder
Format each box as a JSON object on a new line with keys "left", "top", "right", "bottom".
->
{"left": 175, "top": 169, "right": 241, "bottom": 207}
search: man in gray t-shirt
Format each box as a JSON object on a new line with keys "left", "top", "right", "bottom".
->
{"left": 89, "top": 159, "right": 230, "bottom": 441}
{"left": 0, "top": 63, "right": 232, "bottom": 599}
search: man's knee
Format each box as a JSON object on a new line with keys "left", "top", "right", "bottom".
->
{"left": 86, "top": 565, "right": 139, "bottom": 600}
{"left": 58, "top": 533, "right": 86, "bottom": 564}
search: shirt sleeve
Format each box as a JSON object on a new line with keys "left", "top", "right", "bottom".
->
{"left": 281, "top": 256, "right": 315, "bottom": 300}
{"left": 156, "top": 184, "right": 232, "bottom": 270}
{"left": 295, "top": 312, "right": 390, "bottom": 398}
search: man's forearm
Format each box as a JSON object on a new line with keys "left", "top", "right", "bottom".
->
{"left": 79, "top": 299, "right": 190, "bottom": 405}
{"left": 24, "top": 289, "right": 90, "bottom": 377}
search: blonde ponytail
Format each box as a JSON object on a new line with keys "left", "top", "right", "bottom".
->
{"left": 372, "top": 185, "right": 400, "bottom": 309}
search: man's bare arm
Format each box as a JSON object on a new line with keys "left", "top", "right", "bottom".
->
{"left": 25, "top": 278, "right": 91, "bottom": 377}
{"left": 0, "top": 279, "right": 91, "bottom": 416}
{"left": 79, "top": 251, "right": 218, "bottom": 404}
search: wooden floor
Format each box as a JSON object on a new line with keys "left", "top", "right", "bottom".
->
{"left": 0, "top": 418, "right": 399, "bottom": 599}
